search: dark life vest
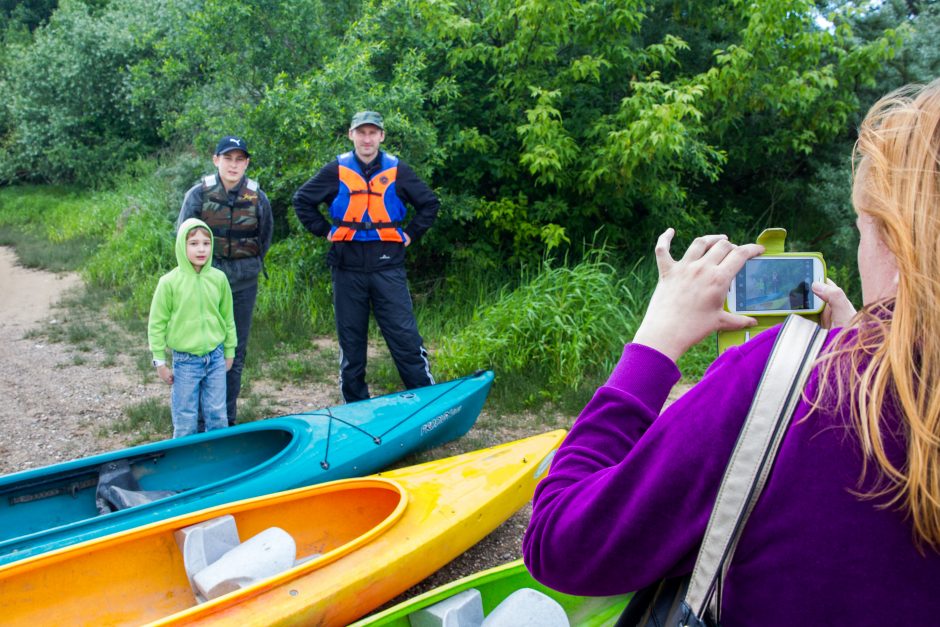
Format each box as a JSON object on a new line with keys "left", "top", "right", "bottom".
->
{"left": 328, "top": 151, "right": 405, "bottom": 243}
{"left": 200, "top": 174, "right": 262, "bottom": 259}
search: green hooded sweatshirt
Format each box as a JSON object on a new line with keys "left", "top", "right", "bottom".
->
{"left": 148, "top": 218, "right": 236, "bottom": 362}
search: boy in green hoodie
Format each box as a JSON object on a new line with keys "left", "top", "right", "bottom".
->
{"left": 148, "top": 218, "right": 237, "bottom": 438}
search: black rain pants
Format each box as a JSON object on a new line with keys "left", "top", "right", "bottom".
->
{"left": 331, "top": 266, "right": 434, "bottom": 402}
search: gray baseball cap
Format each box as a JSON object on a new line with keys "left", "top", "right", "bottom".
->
{"left": 349, "top": 111, "right": 384, "bottom": 130}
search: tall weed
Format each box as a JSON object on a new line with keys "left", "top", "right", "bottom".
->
{"left": 413, "top": 254, "right": 510, "bottom": 339}
{"left": 437, "top": 250, "right": 651, "bottom": 393}
{"left": 81, "top": 157, "right": 197, "bottom": 315}
{"left": 255, "top": 234, "right": 334, "bottom": 337}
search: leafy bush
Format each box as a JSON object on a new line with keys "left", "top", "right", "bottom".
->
{"left": 255, "top": 233, "right": 334, "bottom": 337}
{"left": 77, "top": 157, "right": 188, "bottom": 314}
{"left": 436, "top": 251, "right": 651, "bottom": 392}
{"left": 0, "top": 0, "right": 171, "bottom": 182}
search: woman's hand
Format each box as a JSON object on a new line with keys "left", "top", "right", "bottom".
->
{"left": 812, "top": 279, "right": 856, "bottom": 329}
{"left": 632, "top": 229, "right": 764, "bottom": 363}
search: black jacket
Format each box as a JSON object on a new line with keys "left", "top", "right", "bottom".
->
{"left": 292, "top": 152, "right": 440, "bottom": 271}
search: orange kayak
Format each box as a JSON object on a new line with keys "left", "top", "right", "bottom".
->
{"left": 0, "top": 430, "right": 564, "bottom": 626}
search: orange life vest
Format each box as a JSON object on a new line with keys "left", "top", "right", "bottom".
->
{"left": 328, "top": 152, "right": 405, "bottom": 243}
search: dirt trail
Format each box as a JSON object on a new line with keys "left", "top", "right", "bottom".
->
{"left": 0, "top": 247, "right": 166, "bottom": 474}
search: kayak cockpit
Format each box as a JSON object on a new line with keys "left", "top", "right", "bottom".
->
{"left": 0, "top": 428, "right": 295, "bottom": 543}
{"left": 0, "top": 478, "right": 407, "bottom": 626}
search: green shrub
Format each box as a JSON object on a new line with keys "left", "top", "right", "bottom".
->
{"left": 437, "top": 250, "right": 651, "bottom": 392}
{"left": 255, "top": 233, "right": 334, "bottom": 336}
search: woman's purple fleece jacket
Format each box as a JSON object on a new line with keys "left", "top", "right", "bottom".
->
{"left": 524, "top": 325, "right": 940, "bottom": 625}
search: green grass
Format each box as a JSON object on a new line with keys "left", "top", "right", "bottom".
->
{"left": 0, "top": 225, "right": 98, "bottom": 272}
{"left": 264, "top": 355, "right": 327, "bottom": 384}
{"left": 111, "top": 398, "right": 173, "bottom": 444}
{"left": 435, "top": 250, "right": 653, "bottom": 403}
{"left": 678, "top": 333, "right": 720, "bottom": 380}
{"left": 237, "top": 392, "right": 282, "bottom": 423}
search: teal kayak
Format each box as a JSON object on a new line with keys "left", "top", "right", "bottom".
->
{"left": 350, "top": 558, "right": 631, "bottom": 626}
{"left": 0, "top": 370, "right": 493, "bottom": 566}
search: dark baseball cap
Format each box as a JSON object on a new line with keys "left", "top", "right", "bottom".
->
{"left": 215, "top": 136, "right": 250, "bottom": 157}
{"left": 349, "top": 111, "right": 384, "bottom": 131}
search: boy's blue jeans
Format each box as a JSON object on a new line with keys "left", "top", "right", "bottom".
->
{"left": 171, "top": 344, "right": 227, "bottom": 438}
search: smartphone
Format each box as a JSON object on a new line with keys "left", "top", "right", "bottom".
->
{"left": 727, "top": 255, "right": 825, "bottom": 315}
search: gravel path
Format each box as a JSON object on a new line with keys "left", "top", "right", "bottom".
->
{"left": 0, "top": 248, "right": 157, "bottom": 473}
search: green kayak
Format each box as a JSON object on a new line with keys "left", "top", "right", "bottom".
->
{"left": 350, "top": 558, "right": 631, "bottom": 626}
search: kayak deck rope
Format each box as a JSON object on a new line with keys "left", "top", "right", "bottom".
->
{"left": 304, "top": 372, "right": 483, "bottom": 471}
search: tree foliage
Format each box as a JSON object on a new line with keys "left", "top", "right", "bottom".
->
{"left": 4, "top": 0, "right": 939, "bottom": 393}
{"left": 0, "top": 0, "right": 170, "bottom": 181}
{"left": 0, "top": 0, "right": 923, "bottom": 274}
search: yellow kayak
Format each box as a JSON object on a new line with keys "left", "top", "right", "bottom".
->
{"left": 0, "top": 430, "right": 564, "bottom": 626}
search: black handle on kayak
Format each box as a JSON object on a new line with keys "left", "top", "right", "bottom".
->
{"left": 1, "top": 451, "right": 167, "bottom": 502}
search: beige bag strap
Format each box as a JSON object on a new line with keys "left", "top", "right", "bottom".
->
{"left": 684, "top": 315, "right": 826, "bottom": 623}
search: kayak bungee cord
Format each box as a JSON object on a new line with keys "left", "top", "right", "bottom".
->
{"left": 376, "top": 371, "right": 484, "bottom": 439}
{"left": 306, "top": 371, "right": 487, "bottom": 470}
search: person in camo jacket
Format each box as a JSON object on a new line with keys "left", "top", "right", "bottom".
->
{"left": 176, "top": 135, "right": 273, "bottom": 426}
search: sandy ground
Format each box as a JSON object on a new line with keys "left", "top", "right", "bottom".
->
{"left": 0, "top": 248, "right": 160, "bottom": 473}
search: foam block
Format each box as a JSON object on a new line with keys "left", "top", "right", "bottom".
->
{"left": 174, "top": 515, "right": 241, "bottom": 596}
{"left": 193, "top": 526, "right": 296, "bottom": 601}
{"left": 481, "top": 588, "right": 569, "bottom": 627}
{"left": 409, "top": 588, "right": 484, "bottom": 627}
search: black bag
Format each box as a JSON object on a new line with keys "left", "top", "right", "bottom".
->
{"left": 616, "top": 577, "right": 709, "bottom": 627}
{"left": 615, "top": 316, "right": 824, "bottom": 627}
{"left": 95, "top": 459, "right": 177, "bottom": 514}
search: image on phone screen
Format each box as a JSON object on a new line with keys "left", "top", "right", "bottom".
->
{"left": 734, "top": 258, "right": 817, "bottom": 313}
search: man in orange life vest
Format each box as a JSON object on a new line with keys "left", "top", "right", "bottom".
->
{"left": 293, "top": 111, "right": 439, "bottom": 402}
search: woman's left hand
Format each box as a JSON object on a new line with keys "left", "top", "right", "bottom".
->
{"left": 632, "top": 229, "right": 764, "bottom": 362}
{"left": 812, "top": 278, "right": 856, "bottom": 329}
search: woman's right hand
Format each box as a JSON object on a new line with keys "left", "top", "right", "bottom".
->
{"left": 812, "top": 278, "right": 856, "bottom": 329}
{"left": 632, "top": 229, "right": 764, "bottom": 363}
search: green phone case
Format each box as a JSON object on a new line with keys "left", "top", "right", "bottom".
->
{"left": 716, "top": 228, "right": 826, "bottom": 355}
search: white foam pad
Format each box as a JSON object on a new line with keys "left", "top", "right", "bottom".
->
{"left": 481, "top": 588, "right": 569, "bottom": 627}
{"left": 193, "top": 526, "right": 296, "bottom": 601}
{"left": 409, "top": 588, "right": 484, "bottom": 627}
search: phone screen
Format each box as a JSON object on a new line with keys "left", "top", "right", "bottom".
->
{"left": 733, "top": 258, "right": 816, "bottom": 313}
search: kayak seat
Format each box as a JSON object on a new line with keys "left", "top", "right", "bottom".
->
{"left": 481, "top": 589, "right": 569, "bottom": 626}
{"left": 410, "top": 588, "right": 570, "bottom": 627}
{"left": 95, "top": 459, "right": 177, "bottom": 514}
{"left": 192, "top": 526, "right": 297, "bottom": 601}
{"left": 175, "top": 515, "right": 242, "bottom": 601}
{"left": 410, "top": 588, "right": 484, "bottom": 627}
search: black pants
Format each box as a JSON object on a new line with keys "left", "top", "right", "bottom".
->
{"left": 226, "top": 282, "right": 257, "bottom": 425}
{"left": 332, "top": 266, "right": 434, "bottom": 403}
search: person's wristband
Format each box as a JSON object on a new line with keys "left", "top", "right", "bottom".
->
{"left": 153, "top": 360, "right": 166, "bottom": 368}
